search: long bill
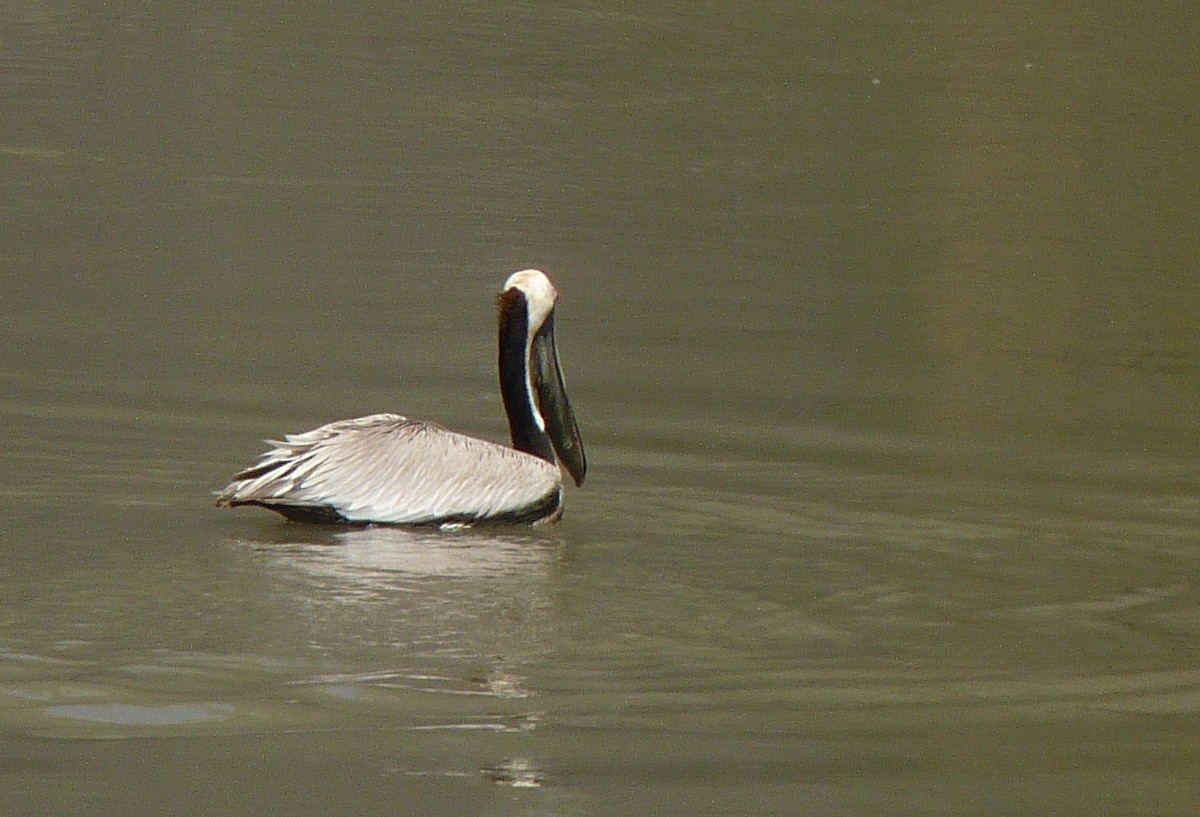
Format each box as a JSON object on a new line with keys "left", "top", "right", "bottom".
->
{"left": 529, "top": 312, "right": 587, "bottom": 486}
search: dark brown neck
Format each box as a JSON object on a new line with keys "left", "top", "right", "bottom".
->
{"left": 498, "top": 290, "right": 555, "bottom": 463}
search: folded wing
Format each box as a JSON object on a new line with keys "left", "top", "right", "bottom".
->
{"left": 214, "top": 413, "right": 563, "bottom": 525}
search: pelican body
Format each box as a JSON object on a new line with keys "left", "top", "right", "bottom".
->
{"left": 215, "top": 269, "right": 586, "bottom": 526}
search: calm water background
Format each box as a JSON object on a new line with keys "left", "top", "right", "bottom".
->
{"left": 3, "top": 3, "right": 1199, "bottom": 815}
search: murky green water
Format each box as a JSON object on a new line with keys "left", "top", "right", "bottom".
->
{"left": 2, "top": 3, "right": 1199, "bottom": 815}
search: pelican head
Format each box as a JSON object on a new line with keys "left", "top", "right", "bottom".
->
{"left": 498, "top": 269, "right": 586, "bottom": 487}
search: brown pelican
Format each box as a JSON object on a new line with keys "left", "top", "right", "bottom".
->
{"left": 214, "top": 269, "right": 586, "bottom": 526}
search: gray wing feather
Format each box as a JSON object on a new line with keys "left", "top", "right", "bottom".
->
{"left": 215, "top": 413, "right": 561, "bottom": 524}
